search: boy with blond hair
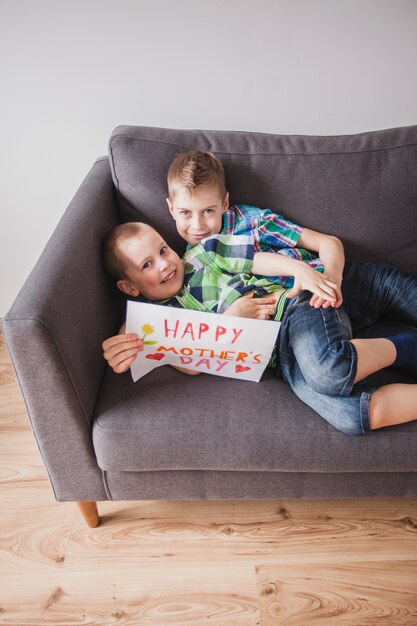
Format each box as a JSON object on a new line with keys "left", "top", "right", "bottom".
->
{"left": 165, "top": 149, "right": 417, "bottom": 367}
{"left": 167, "top": 151, "right": 329, "bottom": 294}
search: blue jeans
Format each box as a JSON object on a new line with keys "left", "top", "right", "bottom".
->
{"left": 278, "top": 262, "right": 417, "bottom": 435}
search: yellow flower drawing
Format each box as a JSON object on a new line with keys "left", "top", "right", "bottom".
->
{"left": 141, "top": 323, "right": 157, "bottom": 345}
{"left": 141, "top": 324, "right": 155, "bottom": 336}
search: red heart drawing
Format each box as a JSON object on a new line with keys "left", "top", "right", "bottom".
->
{"left": 235, "top": 365, "right": 251, "bottom": 373}
{"left": 145, "top": 353, "right": 165, "bottom": 361}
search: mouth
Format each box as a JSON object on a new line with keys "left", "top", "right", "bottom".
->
{"left": 161, "top": 270, "right": 177, "bottom": 284}
{"left": 191, "top": 233, "right": 210, "bottom": 240}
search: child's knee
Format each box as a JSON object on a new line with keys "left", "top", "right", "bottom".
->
{"left": 302, "top": 350, "right": 355, "bottom": 396}
{"left": 299, "top": 341, "right": 355, "bottom": 396}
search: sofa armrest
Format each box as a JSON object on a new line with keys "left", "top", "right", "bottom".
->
{"left": 2, "top": 158, "right": 123, "bottom": 501}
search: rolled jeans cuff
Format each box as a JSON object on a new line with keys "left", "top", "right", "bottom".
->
{"left": 358, "top": 388, "right": 373, "bottom": 433}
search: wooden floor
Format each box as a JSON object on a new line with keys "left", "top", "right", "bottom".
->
{"left": 1, "top": 333, "right": 417, "bottom": 625}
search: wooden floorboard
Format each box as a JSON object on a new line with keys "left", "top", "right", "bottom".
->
{"left": 1, "top": 333, "right": 417, "bottom": 624}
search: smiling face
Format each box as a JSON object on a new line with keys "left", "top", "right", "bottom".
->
{"left": 167, "top": 185, "right": 229, "bottom": 247}
{"left": 116, "top": 227, "right": 184, "bottom": 301}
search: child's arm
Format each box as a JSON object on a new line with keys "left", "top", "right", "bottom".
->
{"left": 252, "top": 229, "right": 344, "bottom": 308}
{"left": 252, "top": 229, "right": 344, "bottom": 307}
{"left": 298, "top": 228, "right": 344, "bottom": 308}
{"left": 252, "top": 252, "right": 339, "bottom": 305}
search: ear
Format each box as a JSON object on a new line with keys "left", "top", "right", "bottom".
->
{"left": 166, "top": 197, "right": 175, "bottom": 218}
{"left": 222, "top": 192, "right": 229, "bottom": 212}
{"left": 117, "top": 280, "right": 140, "bottom": 298}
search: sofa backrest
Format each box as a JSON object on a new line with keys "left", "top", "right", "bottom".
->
{"left": 108, "top": 125, "right": 417, "bottom": 275}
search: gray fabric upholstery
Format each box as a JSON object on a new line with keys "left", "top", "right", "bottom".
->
{"left": 3, "top": 159, "right": 122, "bottom": 501}
{"left": 94, "top": 365, "right": 417, "bottom": 474}
{"left": 4, "top": 126, "right": 417, "bottom": 503}
{"left": 104, "top": 471, "right": 417, "bottom": 501}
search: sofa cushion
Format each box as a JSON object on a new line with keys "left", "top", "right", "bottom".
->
{"left": 108, "top": 124, "right": 417, "bottom": 275}
{"left": 93, "top": 362, "right": 417, "bottom": 474}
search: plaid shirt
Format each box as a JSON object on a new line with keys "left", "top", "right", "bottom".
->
{"left": 221, "top": 204, "right": 324, "bottom": 287}
{"left": 162, "top": 234, "right": 289, "bottom": 319}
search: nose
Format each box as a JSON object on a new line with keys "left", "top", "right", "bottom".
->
{"left": 157, "top": 256, "right": 169, "bottom": 271}
{"left": 191, "top": 213, "right": 203, "bottom": 231}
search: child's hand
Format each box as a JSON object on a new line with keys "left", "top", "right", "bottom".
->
{"left": 286, "top": 265, "right": 339, "bottom": 306}
{"left": 225, "top": 292, "right": 279, "bottom": 320}
{"left": 309, "top": 272, "right": 343, "bottom": 308}
{"left": 102, "top": 333, "right": 143, "bottom": 373}
{"left": 102, "top": 332, "right": 201, "bottom": 376}
{"left": 309, "top": 284, "right": 343, "bottom": 308}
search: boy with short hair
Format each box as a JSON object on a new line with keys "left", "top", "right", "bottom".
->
{"left": 102, "top": 220, "right": 417, "bottom": 435}
{"left": 166, "top": 150, "right": 331, "bottom": 296}
{"left": 165, "top": 149, "right": 417, "bottom": 376}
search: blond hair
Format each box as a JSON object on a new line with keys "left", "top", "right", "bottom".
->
{"left": 167, "top": 150, "right": 226, "bottom": 199}
{"left": 102, "top": 222, "right": 153, "bottom": 280}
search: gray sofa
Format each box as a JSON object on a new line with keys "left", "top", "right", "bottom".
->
{"left": 3, "top": 124, "right": 417, "bottom": 527}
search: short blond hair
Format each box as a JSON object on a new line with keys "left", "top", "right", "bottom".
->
{"left": 167, "top": 150, "right": 226, "bottom": 199}
{"left": 102, "top": 222, "right": 153, "bottom": 281}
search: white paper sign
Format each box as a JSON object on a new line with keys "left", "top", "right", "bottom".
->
{"left": 126, "top": 301, "right": 280, "bottom": 383}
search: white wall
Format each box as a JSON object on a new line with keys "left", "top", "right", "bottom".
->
{"left": 1, "top": 0, "right": 417, "bottom": 316}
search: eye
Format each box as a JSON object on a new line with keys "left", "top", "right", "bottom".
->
{"left": 205, "top": 209, "right": 214, "bottom": 214}
{"left": 160, "top": 246, "right": 168, "bottom": 255}
{"left": 179, "top": 210, "right": 190, "bottom": 216}
{"left": 142, "top": 260, "right": 152, "bottom": 270}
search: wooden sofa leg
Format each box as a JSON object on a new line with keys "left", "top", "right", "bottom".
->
{"left": 77, "top": 501, "right": 100, "bottom": 528}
